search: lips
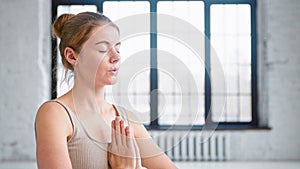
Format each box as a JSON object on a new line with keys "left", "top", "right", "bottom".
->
{"left": 108, "top": 67, "right": 119, "bottom": 75}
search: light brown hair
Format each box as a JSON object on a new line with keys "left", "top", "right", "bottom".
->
{"left": 52, "top": 12, "right": 119, "bottom": 71}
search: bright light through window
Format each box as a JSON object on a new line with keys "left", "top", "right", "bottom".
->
{"left": 157, "top": 1, "right": 205, "bottom": 125}
{"left": 210, "top": 4, "right": 252, "bottom": 122}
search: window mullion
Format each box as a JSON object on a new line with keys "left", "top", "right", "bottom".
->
{"left": 204, "top": 1, "right": 212, "bottom": 123}
{"left": 97, "top": 0, "right": 103, "bottom": 13}
{"left": 250, "top": 1, "right": 258, "bottom": 126}
{"left": 150, "top": 0, "right": 159, "bottom": 127}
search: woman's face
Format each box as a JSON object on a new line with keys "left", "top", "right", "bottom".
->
{"left": 76, "top": 24, "right": 121, "bottom": 88}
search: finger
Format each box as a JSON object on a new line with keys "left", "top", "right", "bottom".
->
{"left": 115, "top": 116, "right": 122, "bottom": 146}
{"left": 109, "top": 120, "right": 116, "bottom": 157}
{"left": 125, "top": 126, "right": 131, "bottom": 137}
{"left": 120, "top": 119, "right": 127, "bottom": 146}
{"left": 125, "top": 126, "right": 134, "bottom": 150}
{"left": 120, "top": 119, "right": 125, "bottom": 135}
{"left": 111, "top": 120, "right": 116, "bottom": 144}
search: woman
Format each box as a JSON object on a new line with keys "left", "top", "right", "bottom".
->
{"left": 35, "top": 12, "right": 177, "bottom": 169}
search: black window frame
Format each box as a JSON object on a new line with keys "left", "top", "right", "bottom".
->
{"left": 51, "top": 0, "right": 258, "bottom": 130}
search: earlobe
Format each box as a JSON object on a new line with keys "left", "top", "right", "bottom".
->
{"left": 64, "top": 47, "right": 78, "bottom": 67}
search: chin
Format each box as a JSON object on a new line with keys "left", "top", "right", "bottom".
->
{"left": 110, "top": 79, "right": 118, "bottom": 85}
{"left": 95, "top": 76, "right": 118, "bottom": 86}
{"left": 104, "top": 79, "right": 118, "bottom": 86}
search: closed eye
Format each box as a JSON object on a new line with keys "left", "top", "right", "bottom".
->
{"left": 99, "top": 50, "right": 107, "bottom": 53}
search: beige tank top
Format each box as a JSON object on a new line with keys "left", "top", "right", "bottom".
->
{"left": 53, "top": 100, "right": 129, "bottom": 169}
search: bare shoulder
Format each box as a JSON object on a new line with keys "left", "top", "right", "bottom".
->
{"left": 35, "top": 101, "right": 73, "bottom": 169}
{"left": 37, "top": 101, "right": 65, "bottom": 113}
{"left": 36, "top": 101, "right": 67, "bottom": 124}
{"left": 35, "top": 101, "right": 73, "bottom": 139}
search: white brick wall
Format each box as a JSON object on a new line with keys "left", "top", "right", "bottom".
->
{"left": 0, "top": 0, "right": 51, "bottom": 161}
{"left": 0, "top": 0, "right": 299, "bottom": 163}
{"left": 229, "top": 0, "right": 300, "bottom": 160}
{"left": 265, "top": 0, "right": 300, "bottom": 160}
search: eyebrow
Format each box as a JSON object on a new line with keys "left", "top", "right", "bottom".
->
{"left": 95, "top": 41, "right": 121, "bottom": 46}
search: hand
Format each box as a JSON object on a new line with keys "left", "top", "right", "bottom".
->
{"left": 133, "top": 139, "right": 147, "bottom": 169}
{"left": 108, "top": 116, "right": 137, "bottom": 169}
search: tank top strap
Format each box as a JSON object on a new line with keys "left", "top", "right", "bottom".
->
{"left": 50, "top": 100, "right": 77, "bottom": 129}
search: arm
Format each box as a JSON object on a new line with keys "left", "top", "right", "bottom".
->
{"left": 133, "top": 124, "right": 178, "bottom": 169}
{"left": 35, "top": 102, "right": 73, "bottom": 169}
{"left": 128, "top": 113, "right": 178, "bottom": 169}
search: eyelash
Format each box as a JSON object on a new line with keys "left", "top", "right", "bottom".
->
{"left": 99, "top": 46, "right": 120, "bottom": 54}
{"left": 99, "top": 50, "right": 120, "bottom": 54}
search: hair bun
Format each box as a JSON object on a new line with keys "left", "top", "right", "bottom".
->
{"left": 52, "top": 14, "right": 75, "bottom": 38}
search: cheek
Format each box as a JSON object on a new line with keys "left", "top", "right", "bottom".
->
{"left": 78, "top": 51, "right": 106, "bottom": 79}
{"left": 92, "top": 56, "right": 103, "bottom": 71}
{"left": 96, "top": 56, "right": 109, "bottom": 75}
{"left": 96, "top": 62, "right": 105, "bottom": 76}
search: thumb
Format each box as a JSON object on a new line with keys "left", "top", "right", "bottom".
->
{"left": 133, "top": 139, "right": 143, "bottom": 167}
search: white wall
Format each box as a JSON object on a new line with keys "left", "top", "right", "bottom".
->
{"left": 0, "top": 0, "right": 299, "bottom": 163}
{"left": 229, "top": 0, "right": 300, "bottom": 160}
{"left": 0, "top": 0, "right": 51, "bottom": 161}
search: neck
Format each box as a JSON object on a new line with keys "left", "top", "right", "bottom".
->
{"left": 72, "top": 78, "right": 109, "bottom": 115}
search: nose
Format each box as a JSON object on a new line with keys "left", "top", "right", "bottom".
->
{"left": 109, "top": 47, "right": 120, "bottom": 64}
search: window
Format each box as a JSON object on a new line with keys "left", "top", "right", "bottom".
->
{"left": 52, "top": 0, "right": 257, "bottom": 129}
{"left": 157, "top": 1, "right": 205, "bottom": 126}
{"left": 211, "top": 4, "right": 252, "bottom": 123}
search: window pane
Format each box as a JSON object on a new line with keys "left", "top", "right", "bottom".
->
{"left": 225, "top": 95, "right": 239, "bottom": 122}
{"left": 56, "top": 5, "right": 97, "bottom": 97}
{"left": 240, "top": 95, "right": 252, "bottom": 122}
{"left": 157, "top": 1, "right": 205, "bottom": 125}
{"left": 211, "top": 4, "right": 252, "bottom": 122}
{"left": 103, "top": 1, "right": 151, "bottom": 124}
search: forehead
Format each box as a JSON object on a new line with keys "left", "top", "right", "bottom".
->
{"left": 87, "top": 25, "right": 120, "bottom": 45}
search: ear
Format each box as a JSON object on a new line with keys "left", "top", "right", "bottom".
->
{"left": 64, "top": 47, "right": 78, "bottom": 67}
